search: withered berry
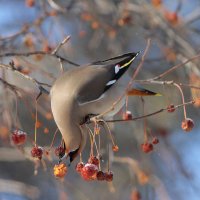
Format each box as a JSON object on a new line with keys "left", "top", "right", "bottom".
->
{"left": 81, "top": 163, "right": 98, "bottom": 181}
{"left": 96, "top": 171, "right": 106, "bottom": 181}
{"left": 181, "top": 118, "right": 194, "bottom": 132}
{"left": 167, "top": 104, "right": 175, "bottom": 113}
{"left": 31, "top": 146, "right": 43, "bottom": 159}
{"left": 141, "top": 143, "right": 154, "bottom": 153}
{"left": 75, "top": 162, "right": 85, "bottom": 173}
{"left": 11, "top": 129, "right": 27, "bottom": 145}
{"left": 26, "top": 0, "right": 35, "bottom": 7}
{"left": 105, "top": 171, "right": 113, "bottom": 182}
{"left": 151, "top": 0, "right": 162, "bottom": 7}
{"left": 131, "top": 189, "right": 141, "bottom": 200}
{"left": 152, "top": 137, "right": 159, "bottom": 145}
{"left": 112, "top": 145, "right": 119, "bottom": 152}
{"left": 122, "top": 111, "right": 133, "bottom": 120}
{"left": 88, "top": 156, "right": 99, "bottom": 166}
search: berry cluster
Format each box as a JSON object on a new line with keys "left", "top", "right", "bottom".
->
{"left": 75, "top": 156, "right": 113, "bottom": 182}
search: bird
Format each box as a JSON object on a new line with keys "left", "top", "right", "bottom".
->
{"left": 50, "top": 52, "right": 160, "bottom": 163}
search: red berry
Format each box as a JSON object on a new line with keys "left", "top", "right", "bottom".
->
{"left": 105, "top": 171, "right": 113, "bottom": 182}
{"left": 152, "top": 137, "right": 159, "bottom": 145}
{"left": 11, "top": 129, "right": 27, "bottom": 145}
{"left": 167, "top": 104, "right": 175, "bottom": 113}
{"left": 26, "top": 0, "right": 35, "bottom": 7}
{"left": 31, "top": 146, "right": 43, "bottom": 159}
{"left": 88, "top": 156, "right": 99, "bottom": 166}
{"left": 151, "top": 0, "right": 162, "bottom": 7}
{"left": 131, "top": 189, "right": 141, "bottom": 200}
{"left": 81, "top": 163, "right": 98, "bottom": 181}
{"left": 112, "top": 145, "right": 119, "bottom": 152}
{"left": 122, "top": 111, "right": 132, "bottom": 120}
{"left": 165, "top": 11, "right": 179, "bottom": 25}
{"left": 55, "top": 146, "right": 65, "bottom": 157}
{"left": 181, "top": 118, "right": 194, "bottom": 132}
{"left": 53, "top": 163, "right": 68, "bottom": 178}
{"left": 141, "top": 143, "right": 154, "bottom": 153}
{"left": 96, "top": 171, "right": 106, "bottom": 181}
{"left": 75, "top": 162, "right": 85, "bottom": 173}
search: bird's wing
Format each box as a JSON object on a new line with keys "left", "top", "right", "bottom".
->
{"left": 77, "top": 52, "right": 139, "bottom": 104}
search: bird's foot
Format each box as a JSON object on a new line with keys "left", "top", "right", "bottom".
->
{"left": 84, "top": 114, "right": 98, "bottom": 124}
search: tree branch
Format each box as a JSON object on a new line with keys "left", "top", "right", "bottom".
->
{"left": 0, "top": 63, "right": 49, "bottom": 98}
{"left": 0, "top": 51, "right": 80, "bottom": 67}
{"left": 106, "top": 100, "right": 194, "bottom": 123}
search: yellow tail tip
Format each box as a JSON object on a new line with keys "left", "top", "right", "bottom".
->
{"left": 155, "top": 93, "right": 162, "bottom": 96}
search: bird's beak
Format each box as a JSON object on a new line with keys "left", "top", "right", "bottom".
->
{"left": 68, "top": 148, "right": 80, "bottom": 164}
{"left": 60, "top": 124, "right": 87, "bottom": 166}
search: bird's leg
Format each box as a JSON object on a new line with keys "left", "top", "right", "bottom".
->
{"left": 90, "top": 115, "right": 104, "bottom": 124}
{"left": 84, "top": 114, "right": 98, "bottom": 124}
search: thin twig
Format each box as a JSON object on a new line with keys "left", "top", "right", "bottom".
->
{"left": 173, "top": 83, "right": 187, "bottom": 119}
{"left": 129, "top": 39, "right": 151, "bottom": 85}
{"left": 151, "top": 53, "right": 200, "bottom": 80}
{"left": 106, "top": 100, "right": 194, "bottom": 123}
{"left": 52, "top": 35, "right": 71, "bottom": 55}
{"left": 0, "top": 51, "right": 79, "bottom": 66}
{"left": 135, "top": 79, "right": 200, "bottom": 90}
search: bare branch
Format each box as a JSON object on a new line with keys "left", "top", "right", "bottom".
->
{"left": 151, "top": 53, "right": 200, "bottom": 80}
{"left": 0, "top": 63, "right": 49, "bottom": 97}
{"left": 0, "top": 51, "right": 80, "bottom": 67}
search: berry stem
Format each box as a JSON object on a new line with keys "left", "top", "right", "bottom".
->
{"left": 141, "top": 97, "right": 148, "bottom": 143}
{"left": 86, "top": 125, "right": 94, "bottom": 157}
{"left": 98, "top": 133, "right": 101, "bottom": 170}
{"left": 14, "top": 96, "right": 19, "bottom": 128}
{"left": 174, "top": 83, "right": 187, "bottom": 119}
{"left": 34, "top": 100, "right": 38, "bottom": 146}
{"left": 162, "top": 84, "right": 170, "bottom": 105}
{"left": 125, "top": 95, "right": 129, "bottom": 112}
{"left": 101, "top": 119, "right": 116, "bottom": 147}
{"left": 94, "top": 121, "right": 100, "bottom": 135}
{"left": 80, "top": 153, "right": 82, "bottom": 163}
{"left": 86, "top": 124, "right": 101, "bottom": 165}
{"left": 48, "top": 128, "right": 59, "bottom": 151}
{"left": 107, "top": 143, "right": 110, "bottom": 172}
